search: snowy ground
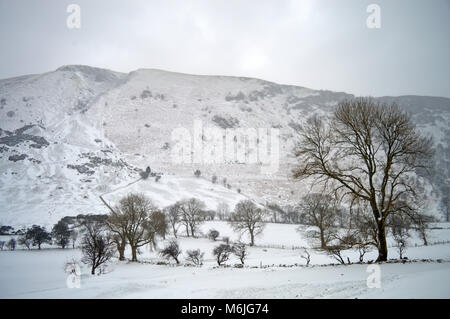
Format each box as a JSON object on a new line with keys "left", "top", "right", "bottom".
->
{"left": 0, "top": 249, "right": 449, "bottom": 299}
{"left": 1, "top": 221, "right": 449, "bottom": 298}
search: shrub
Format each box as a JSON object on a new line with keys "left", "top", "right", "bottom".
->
{"left": 185, "top": 249, "right": 204, "bottom": 266}
{"left": 160, "top": 240, "right": 182, "bottom": 264}
{"left": 207, "top": 229, "right": 220, "bottom": 241}
{"left": 140, "top": 166, "right": 151, "bottom": 179}
{"left": 213, "top": 244, "right": 232, "bottom": 266}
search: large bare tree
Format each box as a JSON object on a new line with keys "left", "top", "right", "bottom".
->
{"left": 293, "top": 98, "right": 433, "bottom": 261}
{"left": 119, "top": 193, "right": 158, "bottom": 261}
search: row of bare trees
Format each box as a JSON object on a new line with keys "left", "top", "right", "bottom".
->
{"left": 159, "top": 239, "right": 248, "bottom": 267}
{"left": 102, "top": 193, "right": 267, "bottom": 264}
{"left": 163, "top": 199, "right": 267, "bottom": 246}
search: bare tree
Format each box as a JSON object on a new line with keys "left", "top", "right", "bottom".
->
{"left": 229, "top": 200, "right": 266, "bottom": 246}
{"left": 216, "top": 202, "right": 230, "bottom": 221}
{"left": 165, "top": 203, "right": 182, "bottom": 238}
{"left": 0, "top": 241, "right": 5, "bottom": 251}
{"left": 70, "top": 229, "right": 78, "bottom": 249}
{"left": 301, "top": 249, "right": 311, "bottom": 266}
{"left": 118, "top": 193, "right": 159, "bottom": 262}
{"left": 300, "top": 193, "right": 338, "bottom": 249}
{"left": 213, "top": 243, "right": 232, "bottom": 266}
{"left": 105, "top": 204, "right": 129, "bottom": 261}
{"left": 80, "top": 221, "right": 115, "bottom": 275}
{"left": 179, "top": 198, "right": 206, "bottom": 238}
{"left": 105, "top": 193, "right": 164, "bottom": 261}
{"left": 52, "top": 220, "right": 71, "bottom": 249}
{"left": 111, "top": 233, "right": 127, "bottom": 260}
{"left": 389, "top": 214, "right": 411, "bottom": 259}
{"left": 345, "top": 203, "right": 378, "bottom": 262}
{"left": 232, "top": 242, "right": 248, "bottom": 265}
{"left": 18, "top": 236, "right": 32, "bottom": 250}
{"left": 409, "top": 212, "right": 434, "bottom": 246}
{"left": 6, "top": 238, "right": 16, "bottom": 251}
{"left": 160, "top": 239, "right": 181, "bottom": 264}
{"left": 293, "top": 98, "right": 433, "bottom": 261}
{"left": 25, "top": 225, "right": 51, "bottom": 250}
{"left": 185, "top": 249, "right": 204, "bottom": 266}
{"left": 149, "top": 210, "right": 169, "bottom": 241}
{"left": 145, "top": 210, "right": 169, "bottom": 251}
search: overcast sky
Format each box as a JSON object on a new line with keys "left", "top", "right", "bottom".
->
{"left": 0, "top": 0, "right": 449, "bottom": 97}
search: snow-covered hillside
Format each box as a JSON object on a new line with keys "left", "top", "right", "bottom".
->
{"left": 0, "top": 65, "right": 448, "bottom": 226}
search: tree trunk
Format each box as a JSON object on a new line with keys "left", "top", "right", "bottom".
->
{"left": 91, "top": 266, "right": 95, "bottom": 275}
{"left": 173, "top": 225, "right": 178, "bottom": 238}
{"left": 118, "top": 243, "right": 126, "bottom": 261}
{"left": 421, "top": 230, "right": 428, "bottom": 246}
{"left": 250, "top": 232, "right": 254, "bottom": 246}
{"left": 376, "top": 222, "right": 388, "bottom": 262}
{"left": 131, "top": 246, "right": 138, "bottom": 262}
{"left": 190, "top": 223, "right": 196, "bottom": 238}
{"left": 320, "top": 229, "right": 326, "bottom": 249}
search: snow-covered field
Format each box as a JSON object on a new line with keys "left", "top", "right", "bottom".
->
{"left": 1, "top": 221, "right": 449, "bottom": 298}
{"left": 1, "top": 248, "right": 449, "bottom": 299}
